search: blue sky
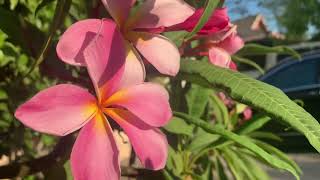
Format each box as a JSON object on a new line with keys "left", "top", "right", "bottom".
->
{"left": 225, "top": 0, "right": 279, "bottom": 32}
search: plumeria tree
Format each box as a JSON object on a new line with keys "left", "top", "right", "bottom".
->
{"left": 0, "top": 0, "right": 319, "bottom": 179}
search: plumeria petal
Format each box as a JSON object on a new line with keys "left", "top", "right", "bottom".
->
{"left": 15, "top": 84, "right": 97, "bottom": 136}
{"left": 208, "top": 47, "right": 232, "bottom": 68}
{"left": 119, "top": 41, "right": 145, "bottom": 89}
{"left": 83, "top": 19, "right": 126, "bottom": 102}
{"left": 56, "top": 19, "right": 102, "bottom": 66}
{"left": 128, "top": 32, "right": 180, "bottom": 76}
{"left": 106, "top": 109, "right": 168, "bottom": 170}
{"left": 127, "top": 0, "right": 194, "bottom": 30}
{"left": 229, "top": 61, "right": 238, "bottom": 71}
{"left": 243, "top": 107, "right": 252, "bottom": 121}
{"left": 105, "top": 83, "right": 172, "bottom": 127}
{"left": 71, "top": 112, "right": 120, "bottom": 180}
{"left": 166, "top": 8, "right": 229, "bottom": 34}
{"left": 101, "top": 0, "right": 136, "bottom": 26}
{"left": 216, "top": 34, "right": 244, "bottom": 54}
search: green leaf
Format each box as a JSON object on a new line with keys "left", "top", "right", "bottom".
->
{"left": 0, "top": 89, "right": 7, "bottom": 100}
{"left": 0, "top": 7, "right": 44, "bottom": 56}
{"left": 187, "top": 128, "right": 220, "bottom": 151}
{"left": 237, "top": 43, "right": 301, "bottom": 59}
{"left": 185, "top": 0, "right": 220, "bottom": 39}
{"left": 222, "top": 150, "right": 245, "bottom": 180}
{"left": 0, "top": 32, "right": 7, "bottom": 47}
{"left": 236, "top": 115, "right": 271, "bottom": 134}
{"left": 222, "top": 148, "right": 256, "bottom": 180}
{"left": 9, "top": 0, "right": 19, "bottom": 10}
{"left": 63, "top": 161, "right": 72, "bottom": 180}
{"left": 200, "top": 161, "right": 213, "bottom": 180}
{"left": 186, "top": 84, "right": 211, "bottom": 118}
{"left": 0, "top": 7, "right": 27, "bottom": 49}
{"left": 232, "top": 55, "right": 265, "bottom": 74}
{"left": 164, "top": 117, "right": 194, "bottom": 137}
{"left": 249, "top": 131, "right": 282, "bottom": 142}
{"left": 35, "top": 0, "right": 56, "bottom": 15}
{"left": 174, "top": 112, "right": 300, "bottom": 179}
{"left": 214, "top": 156, "right": 228, "bottom": 180}
{"left": 254, "top": 140, "right": 302, "bottom": 174}
{"left": 178, "top": 59, "right": 320, "bottom": 153}
{"left": 166, "top": 146, "right": 184, "bottom": 176}
{"left": 164, "top": 31, "right": 188, "bottom": 47}
{"left": 162, "top": 169, "right": 178, "bottom": 180}
{"left": 210, "top": 94, "right": 229, "bottom": 126}
{"left": 41, "top": 134, "right": 57, "bottom": 146}
{"left": 237, "top": 153, "right": 270, "bottom": 180}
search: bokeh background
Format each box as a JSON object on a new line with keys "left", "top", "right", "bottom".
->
{"left": 1, "top": 0, "right": 320, "bottom": 179}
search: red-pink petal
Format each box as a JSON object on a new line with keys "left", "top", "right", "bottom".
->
{"left": 243, "top": 107, "right": 252, "bottom": 120}
{"left": 83, "top": 19, "right": 126, "bottom": 102}
{"left": 165, "top": 8, "right": 229, "bottom": 34}
{"left": 216, "top": 34, "right": 244, "bottom": 54}
{"left": 105, "top": 83, "right": 172, "bottom": 127}
{"left": 128, "top": 0, "right": 194, "bottom": 30}
{"left": 119, "top": 41, "right": 145, "bottom": 89}
{"left": 208, "top": 47, "right": 232, "bottom": 68}
{"left": 101, "top": 0, "right": 136, "bottom": 26}
{"left": 229, "top": 61, "right": 238, "bottom": 71}
{"left": 15, "top": 84, "right": 97, "bottom": 136}
{"left": 71, "top": 113, "right": 120, "bottom": 180}
{"left": 106, "top": 109, "right": 168, "bottom": 170}
{"left": 129, "top": 32, "right": 180, "bottom": 76}
{"left": 56, "top": 19, "right": 102, "bottom": 66}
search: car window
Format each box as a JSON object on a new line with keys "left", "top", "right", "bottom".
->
{"left": 263, "top": 57, "right": 320, "bottom": 90}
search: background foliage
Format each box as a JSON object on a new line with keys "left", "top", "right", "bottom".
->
{"left": 0, "top": 0, "right": 319, "bottom": 179}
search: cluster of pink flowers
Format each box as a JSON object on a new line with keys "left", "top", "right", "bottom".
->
{"left": 218, "top": 92, "right": 253, "bottom": 121}
{"left": 14, "top": 0, "right": 244, "bottom": 179}
{"left": 179, "top": 8, "right": 244, "bottom": 70}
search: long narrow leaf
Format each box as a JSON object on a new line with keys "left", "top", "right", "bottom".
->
{"left": 214, "top": 156, "right": 228, "bottom": 180}
{"left": 186, "top": 84, "right": 211, "bottom": 118}
{"left": 222, "top": 148, "right": 256, "bottom": 180}
{"left": 174, "top": 112, "right": 300, "bottom": 179}
{"left": 210, "top": 94, "right": 229, "bottom": 126}
{"left": 222, "top": 150, "right": 245, "bottom": 180}
{"left": 249, "top": 131, "right": 282, "bottom": 142}
{"left": 254, "top": 140, "right": 302, "bottom": 174}
{"left": 237, "top": 153, "right": 270, "bottom": 180}
{"left": 185, "top": 0, "right": 220, "bottom": 39}
{"left": 237, "top": 43, "right": 301, "bottom": 59}
{"left": 236, "top": 115, "right": 271, "bottom": 134}
{"left": 232, "top": 55, "right": 265, "bottom": 74}
{"left": 178, "top": 60, "right": 320, "bottom": 153}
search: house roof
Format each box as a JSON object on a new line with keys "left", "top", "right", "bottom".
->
{"left": 233, "top": 14, "right": 284, "bottom": 42}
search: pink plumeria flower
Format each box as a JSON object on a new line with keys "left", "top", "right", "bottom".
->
{"left": 166, "top": 6, "right": 243, "bottom": 70}
{"left": 185, "top": 25, "right": 244, "bottom": 70}
{"left": 243, "top": 107, "right": 253, "bottom": 121}
{"left": 56, "top": 0, "right": 194, "bottom": 88}
{"left": 218, "top": 92, "right": 235, "bottom": 108}
{"left": 206, "top": 25, "right": 244, "bottom": 69}
{"left": 15, "top": 21, "right": 172, "bottom": 180}
{"left": 165, "top": 7, "right": 230, "bottom": 35}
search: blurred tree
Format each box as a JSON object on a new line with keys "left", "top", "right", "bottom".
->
{"left": 263, "top": 0, "right": 320, "bottom": 41}
{"left": 224, "top": 0, "right": 320, "bottom": 41}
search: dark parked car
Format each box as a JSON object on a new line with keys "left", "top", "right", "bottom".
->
{"left": 258, "top": 50, "right": 320, "bottom": 152}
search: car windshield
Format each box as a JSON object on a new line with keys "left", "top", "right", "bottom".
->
{"left": 261, "top": 55, "right": 320, "bottom": 90}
